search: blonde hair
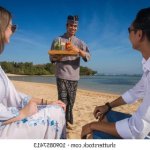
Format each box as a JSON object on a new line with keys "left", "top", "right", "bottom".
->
{"left": 0, "top": 6, "right": 12, "bottom": 53}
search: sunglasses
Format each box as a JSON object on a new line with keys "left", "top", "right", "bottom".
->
{"left": 128, "top": 27, "right": 150, "bottom": 34}
{"left": 11, "top": 24, "right": 17, "bottom": 33}
{"left": 128, "top": 27, "right": 137, "bottom": 33}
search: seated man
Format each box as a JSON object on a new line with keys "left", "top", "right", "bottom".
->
{"left": 81, "top": 7, "right": 150, "bottom": 139}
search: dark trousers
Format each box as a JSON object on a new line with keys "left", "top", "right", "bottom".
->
{"left": 56, "top": 78, "right": 78, "bottom": 124}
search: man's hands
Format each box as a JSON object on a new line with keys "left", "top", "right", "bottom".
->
{"left": 93, "top": 105, "right": 109, "bottom": 121}
{"left": 81, "top": 123, "right": 93, "bottom": 139}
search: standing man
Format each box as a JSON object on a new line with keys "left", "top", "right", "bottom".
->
{"left": 50, "top": 15, "right": 91, "bottom": 129}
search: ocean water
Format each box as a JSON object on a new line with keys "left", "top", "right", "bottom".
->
{"left": 8, "top": 75, "right": 141, "bottom": 94}
{"left": 79, "top": 75, "right": 141, "bottom": 94}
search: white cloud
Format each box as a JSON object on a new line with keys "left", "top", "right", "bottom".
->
{"left": 12, "top": 29, "right": 48, "bottom": 50}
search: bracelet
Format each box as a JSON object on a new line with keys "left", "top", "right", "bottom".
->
{"left": 105, "top": 102, "right": 112, "bottom": 112}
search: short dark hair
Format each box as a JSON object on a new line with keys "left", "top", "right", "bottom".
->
{"left": 133, "top": 7, "right": 150, "bottom": 41}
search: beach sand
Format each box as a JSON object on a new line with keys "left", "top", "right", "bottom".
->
{"left": 12, "top": 80, "right": 140, "bottom": 139}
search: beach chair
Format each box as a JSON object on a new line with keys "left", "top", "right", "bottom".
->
{"left": 93, "top": 110, "right": 150, "bottom": 139}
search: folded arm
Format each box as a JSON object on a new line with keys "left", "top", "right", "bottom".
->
{"left": 3, "top": 101, "right": 37, "bottom": 125}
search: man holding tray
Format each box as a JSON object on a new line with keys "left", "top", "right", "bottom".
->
{"left": 49, "top": 15, "right": 91, "bottom": 129}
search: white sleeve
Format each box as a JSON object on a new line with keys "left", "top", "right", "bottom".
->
{"left": 6, "top": 80, "right": 32, "bottom": 108}
{"left": 122, "top": 75, "right": 145, "bottom": 104}
{"left": 17, "top": 92, "right": 32, "bottom": 108}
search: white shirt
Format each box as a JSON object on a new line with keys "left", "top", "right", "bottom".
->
{"left": 0, "top": 66, "right": 66, "bottom": 139}
{"left": 0, "top": 66, "right": 31, "bottom": 123}
{"left": 116, "top": 58, "right": 150, "bottom": 139}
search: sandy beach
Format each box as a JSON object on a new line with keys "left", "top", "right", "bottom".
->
{"left": 12, "top": 80, "right": 140, "bottom": 139}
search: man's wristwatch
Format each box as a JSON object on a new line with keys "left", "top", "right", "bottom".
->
{"left": 105, "top": 102, "right": 112, "bottom": 112}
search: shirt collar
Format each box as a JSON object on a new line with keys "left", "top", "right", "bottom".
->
{"left": 63, "top": 33, "right": 76, "bottom": 39}
{"left": 142, "top": 57, "right": 150, "bottom": 72}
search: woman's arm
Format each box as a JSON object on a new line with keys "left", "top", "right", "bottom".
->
{"left": 2, "top": 99, "right": 65, "bottom": 126}
{"left": 2, "top": 101, "right": 37, "bottom": 126}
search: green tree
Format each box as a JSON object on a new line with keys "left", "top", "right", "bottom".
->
{"left": 0, "top": 61, "right": 97, "bottom": 76}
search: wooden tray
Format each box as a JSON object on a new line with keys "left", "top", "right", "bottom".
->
{"left": 48, "top": 50, "right": 78, "bottom": 56}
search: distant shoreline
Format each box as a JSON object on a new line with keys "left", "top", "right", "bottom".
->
{"left": 7, "top": 73, "right": 55, "bottom": 77}
{"left": 7, "top": 73, "right": 142, "bottom": 77}
{"left": 7, "top": 73, "right": 28, "bottom": 76}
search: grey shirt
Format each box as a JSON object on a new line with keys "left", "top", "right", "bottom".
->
{"left": 50, "top": 33, "right": 91, "bottom": 81}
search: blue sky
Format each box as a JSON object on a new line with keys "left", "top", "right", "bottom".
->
{"left": 0, "top": 0, "right": 150, "bottom": 74}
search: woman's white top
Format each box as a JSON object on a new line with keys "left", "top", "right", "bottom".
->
{"left": 0, "top": 66, "right": 66, "bottom": 139}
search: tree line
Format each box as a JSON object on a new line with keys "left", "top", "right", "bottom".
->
{"left": 0, "top": 61, "right": 97, "bottom": 76}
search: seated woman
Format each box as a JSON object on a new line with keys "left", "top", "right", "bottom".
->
{"left": 0, "top": 6, "right": 66, "bottom": 139}
{"left": 81, "top": 7, "right": 150, "bottom": 139}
